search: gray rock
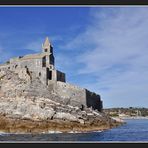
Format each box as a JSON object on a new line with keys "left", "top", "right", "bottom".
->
{"left": 53, "top": 112, "right": 78, "bottom": 122}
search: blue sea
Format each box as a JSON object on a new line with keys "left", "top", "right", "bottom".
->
{"left": 0, "top": 119, "right": 148, "bottom": 142}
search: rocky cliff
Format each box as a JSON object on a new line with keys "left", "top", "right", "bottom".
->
{"left": 0, "top": 69, "right": 122, "bottom": 133}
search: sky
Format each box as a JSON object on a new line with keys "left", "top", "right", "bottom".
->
{"left": 0, "top": 6, "right": 148, "bottom": 108}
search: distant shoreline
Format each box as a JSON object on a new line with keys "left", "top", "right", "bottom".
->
{"left": 119, "top": 116, "right": 148, "bottom": 120}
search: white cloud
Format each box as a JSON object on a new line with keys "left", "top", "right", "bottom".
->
{"left": 62, "top": 7, "right": 148, "bottom": 108}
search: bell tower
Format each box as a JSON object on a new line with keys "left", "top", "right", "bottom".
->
{"left": 42, "top": 37, "right": 55, "bottom": 69}
{"left": 42, "top": 37, "right": 53, "bottom": 54}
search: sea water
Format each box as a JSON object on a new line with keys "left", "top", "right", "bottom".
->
{"left": 0, "top": 119, "right": 148, "bottom": 142}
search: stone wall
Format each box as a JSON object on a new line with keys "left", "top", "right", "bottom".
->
{"left": 56, "top": 70, "right": 66, "bottom": 82}
{"left": 47, "top": 81, "right": 102, "bottom": 111}
{"left": 10, "top": 58, "right": 42, "bottom": 72}
{"left": 0, "top": 58, "right": 42, "bottom": 74}
{"left": 85, "top": 90, "right": 103, "bottom": 111}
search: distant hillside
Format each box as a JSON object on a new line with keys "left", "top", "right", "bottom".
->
{"left": 103, "top": 107, "right": 148, "bottom": 117}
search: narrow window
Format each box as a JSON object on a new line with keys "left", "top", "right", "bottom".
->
{"left": 42, "top": 56, "right": 46, "bottom": 67}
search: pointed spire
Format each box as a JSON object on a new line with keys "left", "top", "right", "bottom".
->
{"left": 42, "top": 37, "right": 53, "bottom": 53}
{"left": 43, "top": 37, "right": 51, "bottom": 47}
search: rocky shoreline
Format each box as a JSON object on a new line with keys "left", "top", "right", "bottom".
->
{"left": 0, "top": 114, "right": 123, "bottom": 134}
{"left": 0, "top": 70, "right": 124, "bottom": 134}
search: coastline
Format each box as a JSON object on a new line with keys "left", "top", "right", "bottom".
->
{"left": 0, "top": 130, "right": 104, "bottom": 135}
{"left": 0, "top": 119, "right": 148, "bottom": 142}
{"left": 120, "top": 116, "right": 148, "bottom": 120}
{"left": 0, "top": 115, "right": 123, "bottom": 134}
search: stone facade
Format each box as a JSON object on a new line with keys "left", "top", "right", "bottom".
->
{"left": 0, "top": 37, "right": 103, "bottom": 111}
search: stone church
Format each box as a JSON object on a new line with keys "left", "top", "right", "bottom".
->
{"left": 0, "top": 37, "right": 103, "bottom": 111}
{"left": 0, "top": 37, "right": 65, "bottom": 85}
